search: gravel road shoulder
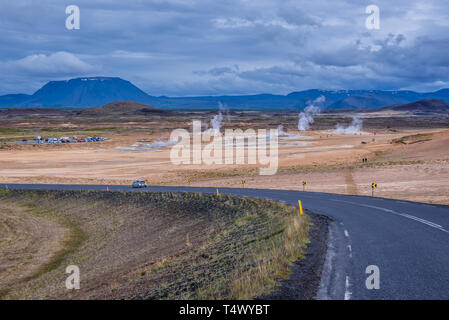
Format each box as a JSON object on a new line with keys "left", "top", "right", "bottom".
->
{"left": 259, "top": 213, "right": 331, "bottom": 300}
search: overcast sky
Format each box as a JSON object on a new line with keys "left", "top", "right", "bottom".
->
{"left": 1, "top": 0, "right": 448, "bottom": 96}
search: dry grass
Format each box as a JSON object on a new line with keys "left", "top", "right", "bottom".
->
{"left": 228, "top": 213, "right": 308, "bottom": 299}
{"left": 0, "top": 189, "right": 310, "bottom": 300}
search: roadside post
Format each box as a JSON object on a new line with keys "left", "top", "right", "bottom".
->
{"left": 242, "top": 180, "right": 246, "bottom": 188}
{"left": 107, "top": 186, "right": 109, "bottom": 192}
{"left": 216, "top": 189, "right": 220, "bottom": 196}
{"left": 298, "top": 200, "right": 304, "bottom": 215}
{"left": 371, "top": 182, "right": 377, "bottom": 196}
{"left": 302, "top": 181, "right": 306, "bottom": 192}
{"left": 187, "top": 178, "right": 191, "bottom": 184}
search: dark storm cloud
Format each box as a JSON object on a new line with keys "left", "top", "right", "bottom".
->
{"left": 0, "top": 0, "right": 448, "bottom": 95}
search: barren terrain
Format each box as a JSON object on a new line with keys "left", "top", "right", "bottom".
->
{"left": 0, "top": 189, "right": 308, "bottom": 299}
{"left": 0, "top": 110, "right": 448, "bottom": 204}
{"left": 1, "top": 109, "right": 448, "bottom": 300}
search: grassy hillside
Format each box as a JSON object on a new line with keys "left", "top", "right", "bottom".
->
{"left": 0, "top": 189, "right": 310, "bottom": 300}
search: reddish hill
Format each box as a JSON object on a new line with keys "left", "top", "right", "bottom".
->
{"left": 382, "top": 99, "right": 449, "bottom": 113}
{"left": 78, "top": 101, "right": 171, "bottom": 116}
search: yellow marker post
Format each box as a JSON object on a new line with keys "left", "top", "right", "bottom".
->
{"left": 302, "top": 181, "right": 306, "bottom": 192}
{"left": 242, "top": 180, "right": 246, "bottom": 188}
{"left": 371, "top": 182, "right": 377, "bottom": 197}
{"left": 298, "top": 200, "right": 304, "bottom": 215}
{"left": 107, "top": 186, "right": 109, "bottom": 192}
{"left": 216, "top": 189, "right": 220, "bottom": 196}
{"left": 188, "top": 178, "right": 191, "bottom": 184}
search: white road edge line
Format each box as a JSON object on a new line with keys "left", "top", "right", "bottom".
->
{"left": 329, "top": 199, "right": 449, "bottom": 234}
{"left": 344, "top": 276, "right": 352, "bottom": 300}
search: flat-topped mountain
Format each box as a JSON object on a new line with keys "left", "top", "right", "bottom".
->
{"left": 0, "top": 77, "right": 157, "bottom": 108}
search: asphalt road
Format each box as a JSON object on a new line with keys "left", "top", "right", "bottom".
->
{"left": 1, "top": 183, "right": 448, "bottom": 300}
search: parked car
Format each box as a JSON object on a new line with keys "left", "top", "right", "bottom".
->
{"left": 132, "top": 180, "right": 147, "bottom": 188}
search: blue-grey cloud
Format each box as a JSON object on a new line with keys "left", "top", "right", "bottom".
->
{"left": 0, "top": 0, "right": 448, "bottom": 95}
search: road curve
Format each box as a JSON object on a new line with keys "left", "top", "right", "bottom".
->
{"left": 1, "top": 183, "right": 448, "bottom": 300}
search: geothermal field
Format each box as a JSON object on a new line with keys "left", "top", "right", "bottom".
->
{"left": 1, "top": 104, "right": 449, "bottom": 205}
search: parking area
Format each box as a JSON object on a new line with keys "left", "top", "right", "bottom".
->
{"left": 6, "top": 136, "right": 107, "bottom": 145}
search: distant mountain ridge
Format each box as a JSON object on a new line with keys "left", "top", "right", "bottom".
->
{"left": 1, "top": 76, "right": 449, "bottom": 110}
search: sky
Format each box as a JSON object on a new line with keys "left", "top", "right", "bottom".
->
{"left": 0, "top": 0, "right": 448, "bottom": 96}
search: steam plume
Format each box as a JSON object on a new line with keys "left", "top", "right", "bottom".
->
{"left": 298, "top": 96, "right": 325, "bottom": 131}
{"left": 211, "top": 112, "right": 223, "bottom": 135}
{"left": 334, "top": 117, "right": 364, "bottom": 135}
{"left": 277, "top": 125, "right": 285, "bottom": 136}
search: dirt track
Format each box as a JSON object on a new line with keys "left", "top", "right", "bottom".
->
{"left": 0, "top": 201, "right": 67, "bottom": 293}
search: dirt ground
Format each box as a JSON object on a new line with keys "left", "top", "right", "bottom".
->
{"left": 0, "top": 117, "right": 448, "bottom": 205}
{"left": 1, "top": 112, "right": 448, "bottom": 300}
{"left": 185, "top": 129, "right": 449, "bottom": 204}
{"left": 0, "top": 190, "right": 308, "bottom": 300}
{"left": 0, "top": 202, "right": 67, "bottom": 292}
